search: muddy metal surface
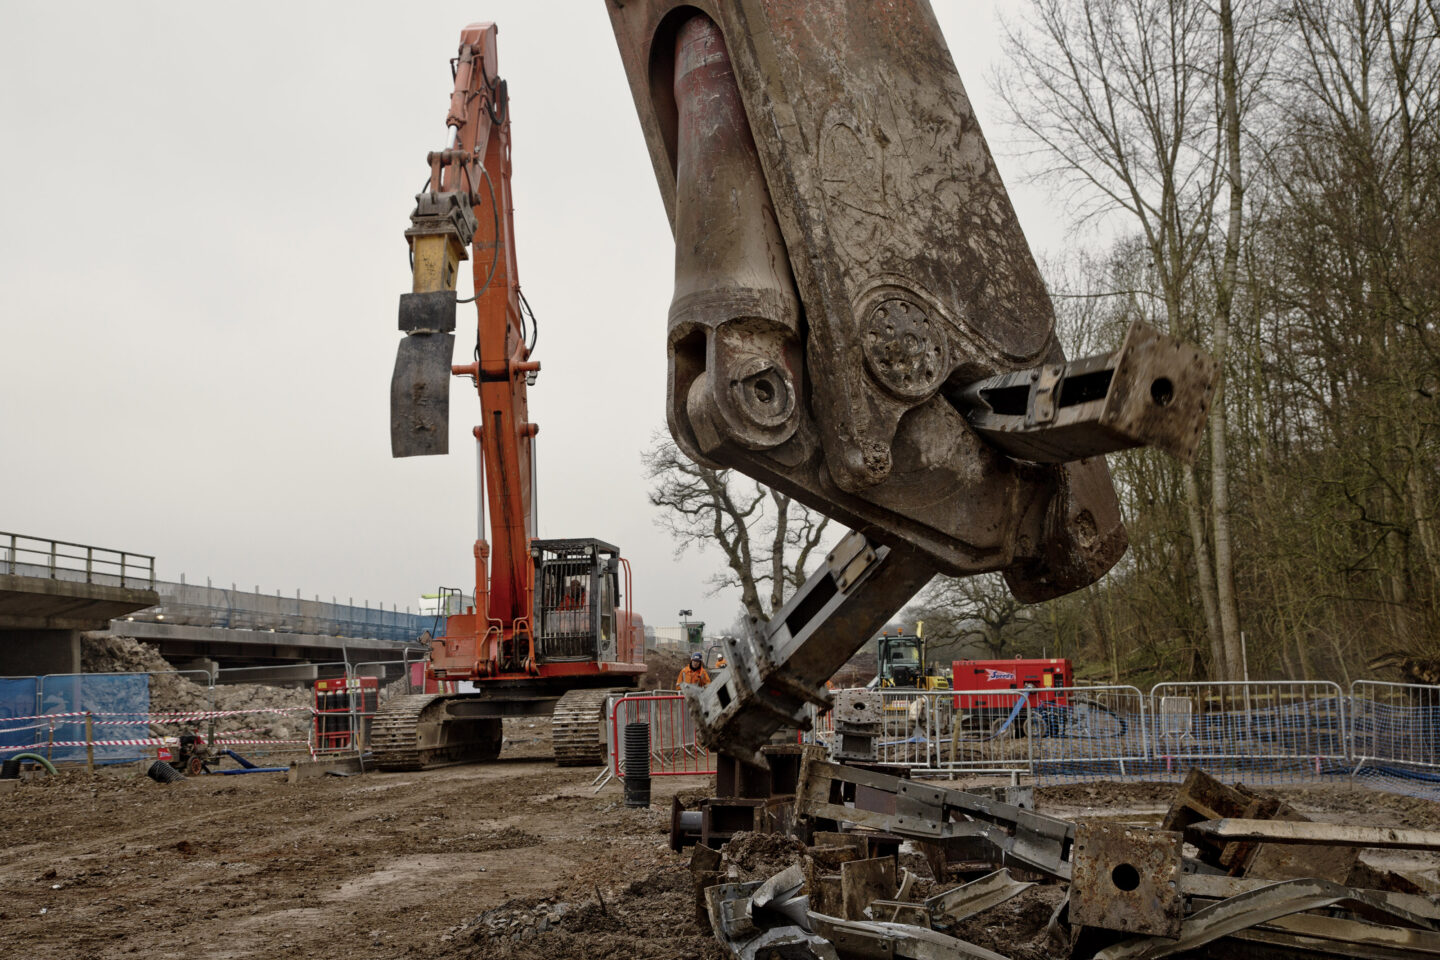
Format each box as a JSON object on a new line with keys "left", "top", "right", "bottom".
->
{"left": 4, "top": 723, "right": 1440, "bottom": 960}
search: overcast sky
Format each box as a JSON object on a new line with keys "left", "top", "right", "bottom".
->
{"left": 0, "top": 1, "right": 1073, "bottom": 632}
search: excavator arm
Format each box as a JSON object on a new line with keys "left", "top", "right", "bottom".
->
{"left": 392, "top": 23, "right": 538, "bottom": 637}
{"left": 604, "top": 2, "right": 1217, "bottom": 764}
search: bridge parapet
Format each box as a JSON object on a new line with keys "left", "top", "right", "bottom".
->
{"left": 1, "top": 532, "right": 155, "bottom": 590}
{"left": 132, "top": 580, "right": 434, "bottom": 646}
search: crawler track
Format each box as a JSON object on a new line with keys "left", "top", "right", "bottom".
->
{"left": 369, "top": 694, "right": 502, "bottom": 771}
{"left": 552, "top": 687, "right": 623, "bottom": 767}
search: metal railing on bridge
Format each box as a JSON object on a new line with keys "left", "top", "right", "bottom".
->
{"left": 1, "top": 531, "right": 155, "bottom": 589}
{"left": 128, "top": 580, "right": 437, "bottom": 645}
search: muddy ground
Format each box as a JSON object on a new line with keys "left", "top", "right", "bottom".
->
{"left": 3, "top": 721, "right": 1439, "bottom": 960}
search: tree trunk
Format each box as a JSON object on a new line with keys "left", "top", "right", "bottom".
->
{"left": 1213, "top": 0, "right": 1245, "bottom": 680}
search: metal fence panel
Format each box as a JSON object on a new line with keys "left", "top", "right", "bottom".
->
{"left": 1147, "top": 681, "right": 1348, "bottom": 786}
{"left": 607, "top": 693, "right": 714, "bottom": 778}
{"left": 1348, "top": 680, "right": 1440, "bottom": 797}
{"left": 35, "top": 673, "right": 151, "bottom": 763}
{"left": 882, "top": 689, "right": 1024, "bottom": 776}
{"left": 1029, "top": 685, "right": 1149, "bottom": 784}
{"left": 0, "top": 677, "right": 41, "bottom": 755}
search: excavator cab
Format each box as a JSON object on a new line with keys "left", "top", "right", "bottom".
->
{"left": 877, "top": 626, "right": 951, "bottom": 691}
{"left": 879, "top": 634, "right": 923, "bottom": 688}
{"left": 532, "top": 539, "right": 623, "bottom": 664}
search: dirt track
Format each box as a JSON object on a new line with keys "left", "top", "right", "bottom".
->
{"left": 5, "top": 721, "right": 1440, "bottom": 959}
{"left": 0, "top": 721, "right": 724, "bottom": 960}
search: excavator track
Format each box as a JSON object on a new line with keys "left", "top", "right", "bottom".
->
{"left": 369, "top": 693, "right": 503, "bottom": 771}
{"left": 552, "top": 687, "right": 625, "bottom": 767}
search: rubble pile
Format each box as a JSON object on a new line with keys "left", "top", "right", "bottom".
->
{"left": 679, "top": 748, "right": 1440, "bottom": 960}
{"left": 81, "top": 634, "right": 311, "bottom": 742}
{"left": 445, "top": 866, "right": 726, "bottom": 959}
{"left": 641, "top": 646, "right": 693, "bottom": 690}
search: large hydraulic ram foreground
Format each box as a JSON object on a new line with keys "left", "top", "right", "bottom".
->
{"left": 608, "top": 1, "right": 1148, "bottom": 594}
{"left": 605, "top": 2, "right": 1216, "bottom": 760}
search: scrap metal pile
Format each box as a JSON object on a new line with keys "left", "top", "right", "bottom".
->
{"left": 672, "top": 745, "right": 1440, "bottom": 959}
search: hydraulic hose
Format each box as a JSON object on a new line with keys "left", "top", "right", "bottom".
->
{"left": 5, "top": 753, "right": 59, "bottom": 776}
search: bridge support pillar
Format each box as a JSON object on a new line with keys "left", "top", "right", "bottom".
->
{"left": 0, "top": 628, "right": 82, "bottom": 676}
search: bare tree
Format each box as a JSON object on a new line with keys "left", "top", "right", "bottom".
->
{"left": 908, "top": 574, "right": 1049, "bottom": 662}
{"left": 997, "top": 0, "right": 1274, "bottom": 678}
{"left": 643, "top": 434, "right": 832, "bottom": 621}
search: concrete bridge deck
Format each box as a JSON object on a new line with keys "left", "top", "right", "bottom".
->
{"left": 2, "top": 533, "right": 435, "bottom": 673}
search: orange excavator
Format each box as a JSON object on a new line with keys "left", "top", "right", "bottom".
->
{"left": 377, "top": 24, "right": 646, "bottom": 769}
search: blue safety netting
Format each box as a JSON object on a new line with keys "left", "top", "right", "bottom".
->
{"left": 29, "top": 673, "right": 151, "bottom": 764}
{"left": 0, "top": 677, "right": 41, "bottom": 755}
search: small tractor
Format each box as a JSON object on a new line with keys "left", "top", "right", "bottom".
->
{"left": 876, "top": 623, "right": 950, "bottom": 692}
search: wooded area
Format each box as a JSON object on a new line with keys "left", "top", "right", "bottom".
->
{"left": 978, "top": 0, "right": 1440, "bottom": 683}
{"left": 646, "top": 0, "right": 1438, "bottom": 685}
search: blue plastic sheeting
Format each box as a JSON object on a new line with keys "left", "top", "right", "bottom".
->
{"left": 0, "top": 677, "right": 41, "bottom": 753}
{"left": 32, "top": 674, "right": 151, "bottom": 763}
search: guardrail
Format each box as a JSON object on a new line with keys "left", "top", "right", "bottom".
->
{"left": 1, "top": 531, "right": 155, "bottom": 589}
{"left": 796, "top": 680, "right": 1440, "bottom": 800}
{"left": 138, "top": 581, "right": 433, "bottom": 645}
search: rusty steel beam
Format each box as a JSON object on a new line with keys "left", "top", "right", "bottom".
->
{"left": 954, "top": 321, "right": 1217, "bottom": 464}
{"left": 1188, "top": 819, "right": 1440, "bottom": 851}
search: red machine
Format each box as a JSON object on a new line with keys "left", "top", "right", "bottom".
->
{"left": 378, "top": 24, "right": 646, "bottom": 769}
{"left": 952, "top": 658, "right": 1074, "bottom": 711}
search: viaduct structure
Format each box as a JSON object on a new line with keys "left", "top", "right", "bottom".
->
{"left": 1, "top": 533, "right": 432, "bottom": 676}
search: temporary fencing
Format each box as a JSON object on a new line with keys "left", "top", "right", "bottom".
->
{"left": 1027, "top": 685, "right": 1149, "bottom": 783}
{"left": 1142, "top": 680, "right": 1349, "bottom": 787}
{"left": 1348, "top": 680, "right": 1440, "bottom": 795}
{"left": 6, "top": 662, "right": 1440, "bottom": 805}
{"left": 0, "top": 664, "right": 404, "bottom": 767}
{"left": 313, "top": 676, "right": 379, "bottom": 754}
{"left": 606, "top": 692, "right": 714, "bottom": 780}
{"left": 875, "top": 689, "right": 1025, "bottom": 777}
{"left": 791, "top": 680, "right": 1439, "bottom": 802}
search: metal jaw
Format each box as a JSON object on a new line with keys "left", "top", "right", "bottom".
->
{"left": 683, "top": 531, "right": 935, "bottom": 766}
{"left": 955, "top": 321, "right": 1218, "bottom": 464}
{"left": 390, "top": 192, "right": 478, "bottom": 459}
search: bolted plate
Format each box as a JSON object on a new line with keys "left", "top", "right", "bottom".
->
{"left": 1070, "top": 822, "right": 1184, "bottom": 938}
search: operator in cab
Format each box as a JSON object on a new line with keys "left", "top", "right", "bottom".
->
{"left": 676, "top": 653, "right": 711, "bottom": 689}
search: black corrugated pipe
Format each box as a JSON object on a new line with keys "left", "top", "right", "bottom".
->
{"left": 623, "top": 721, "right": 651, "bottom": 808}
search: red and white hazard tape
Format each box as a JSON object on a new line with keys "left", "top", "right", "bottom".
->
{"left": 4, "top": 736, "right": 311, "bottom": 750}
{"left": 6, "top": 738, "right": 170, "bottom": 750}
{"left": 3, "top": 706, "right": 313, "bottom": 723}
